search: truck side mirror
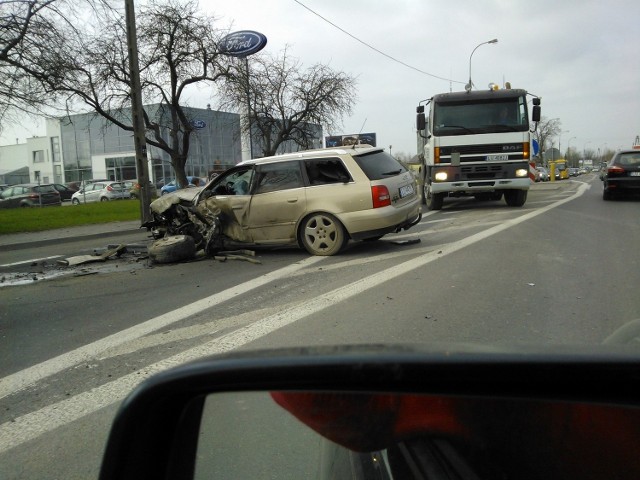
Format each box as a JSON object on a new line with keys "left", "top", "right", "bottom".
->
{"left": 417, "top": 113, "right": 426, "bottom": 131}
{"left": 532, "top": 105, "right": 541, "bottom": 122}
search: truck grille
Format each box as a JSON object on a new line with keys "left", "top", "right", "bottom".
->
{"left": 461, "top": 165, "right": 503, "bottom": 179}
{"left": 439, "top": 143, "right": 525, "bottom": 162}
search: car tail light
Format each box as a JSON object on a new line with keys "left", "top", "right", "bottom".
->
{"left": 608, "top": 165, "right": 625, "bottom": 174}
{"left": 28, "top": 194, "right": 39, "bottom": 200}
{"left": 371, "top": 185, "right": 391, "bottom": 208}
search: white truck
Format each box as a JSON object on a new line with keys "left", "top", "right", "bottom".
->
{"left": 416, "top": 85, "right": 541, "bottom": 210}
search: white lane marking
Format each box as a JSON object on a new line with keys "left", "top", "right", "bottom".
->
{"left": 422, "top": 218, "right": 451, "bottom": 224}
{"left": 0, "top": 256, "right": 62, "bottom": 268}
{"left": 0, "top": 255, "right": 325, "bottom": 401}
{"left": 0, "top": 182, "right": 590, "bottom": 454}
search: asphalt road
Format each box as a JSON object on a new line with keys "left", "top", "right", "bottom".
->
{"left": 1, "top": 174, "right": 639, "bottom": 479}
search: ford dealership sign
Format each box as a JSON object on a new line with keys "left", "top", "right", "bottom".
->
{"left": 219, "top": 30, "right": 267, "bottom": 58}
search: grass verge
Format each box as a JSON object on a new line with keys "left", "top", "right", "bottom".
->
{"left": 0, "top": 200, "right": 142, "bottom": 234}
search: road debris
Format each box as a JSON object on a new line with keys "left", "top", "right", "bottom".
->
{"left": 58, "top": 244, "right": 127, "bottom": 266}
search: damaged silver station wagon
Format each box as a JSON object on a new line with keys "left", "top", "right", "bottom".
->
{"left": 145, "top": 145, "right": 422, "bottom": 257}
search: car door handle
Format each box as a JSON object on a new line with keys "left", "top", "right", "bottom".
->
{"left": 287, "top": 198, "right": 298, "bottom": 203}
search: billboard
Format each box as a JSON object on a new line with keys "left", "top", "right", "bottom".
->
{"left": 325, "top": 133, "right": 377, "bottom": 148}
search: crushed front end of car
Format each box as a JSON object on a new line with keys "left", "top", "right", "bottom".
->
{"left": 144, "top": 190, "right": 253, "bottom": 258}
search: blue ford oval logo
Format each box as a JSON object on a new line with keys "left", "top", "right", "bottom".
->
{"left": 191, "top": 120, "right": 206, "bottom": 129}
{"left": 220, "top": 30, "right": 267, "bottom": 58}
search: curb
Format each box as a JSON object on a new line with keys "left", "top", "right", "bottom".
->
{"left": 0, "top": 223, "right": 149, "bottom": 250}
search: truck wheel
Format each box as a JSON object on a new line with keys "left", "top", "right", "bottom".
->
{"left": 149, "top": 235, "right": 196, "bottom": 264}
{"left": 424, "top": 183, "right": 443, "bottom": 210}
{"left": 504, "top": 190, "right": 527, "bottom": 207}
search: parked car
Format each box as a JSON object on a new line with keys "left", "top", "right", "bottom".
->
{"left": 52, "top": 183, "right": 79, "bottom": 201}
{"left": 602, "top": 149, "right": 640, "bottom": 200}
{"left": 0, "top": 183, "right": 62, "bottom": 208}
{"left": 160, "top": 176, "right": 206, "bottom": 196}
{"left": 535, "top": 166, "right": 549, "bottom": 182}
{"left": 146, "top": 145, "right": 422, "bottom": 257}
{"left": 71, "top": 181, "right": 131, "bottom": 204}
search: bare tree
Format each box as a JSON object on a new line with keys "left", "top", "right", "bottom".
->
{"left": 0, "top": 0, "right": 80, "bottom": 130}
{"left": 34, "top": 0, "right": 231, "bottom": 188}
{"left": 532, "top": 116, "right": 562, "bottom": 164}
{"left": 221, "top": 49, "right": 357, "bottom": 157}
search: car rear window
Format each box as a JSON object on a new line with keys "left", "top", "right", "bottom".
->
{"left": 304, "top": 158, "right": 352, "bottom": 185}
{"left": 352, "top": 151, "right": 407, "bottom": 180}
{"left": 615, "top": 153, "right": 640, "bottom": 166}
{"left": 34, "top": 185, "right": 56, "bottom": 193}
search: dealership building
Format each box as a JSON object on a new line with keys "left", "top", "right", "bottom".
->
{"left": 0, "top": 105, "right": 322, "bottom": 186}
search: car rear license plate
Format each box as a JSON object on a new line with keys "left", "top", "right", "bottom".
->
{"left": 486, "top": 154, "right": 509, "bottom": 161}
{"left": 399, "top": 184, "right": 414, "bottom": 198}
{"left": 629, "top": 172, "right": 640, "bottom": 176}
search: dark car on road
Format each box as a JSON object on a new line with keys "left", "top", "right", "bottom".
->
{"left": 52, "top": 183, "right": 79, "bottom": 201}
{"left": 0, "top": 183, "right": 62, "bottom": 208}
{"left": 602, "top": 149, "right": 640, "bottom": 200}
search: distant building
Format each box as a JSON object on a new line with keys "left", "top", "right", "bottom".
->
{"left": 0, "top": 118, "right": 62, "bottom": 185}
{"left": 60, "top": 105, "right": 243, "bottom": 184}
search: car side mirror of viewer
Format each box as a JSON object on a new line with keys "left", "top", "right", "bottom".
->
{"left": 99, "top": 345, "right": 640, "bottom": 480}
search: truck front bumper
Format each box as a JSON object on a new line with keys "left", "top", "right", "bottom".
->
{"left": 430, "top": 177, "right": 531, "bottom": 194}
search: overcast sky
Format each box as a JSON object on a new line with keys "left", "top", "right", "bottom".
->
{"left": 2, "top": 0, "right": 638, "bottom": 157}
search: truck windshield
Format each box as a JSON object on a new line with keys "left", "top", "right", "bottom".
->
{"left": 433, "top": 96, "right": 528, "bottom": 136}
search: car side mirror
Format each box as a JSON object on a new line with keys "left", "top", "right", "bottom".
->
{"left": 99, "top": 347, "right": 640, "bottom": 480}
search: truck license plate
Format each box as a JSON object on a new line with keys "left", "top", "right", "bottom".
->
{"left": 486, "top": 154, "right": 509, "bottom": 162}
{"left": 399, "top": 184, "right": 414, "bottom": 198}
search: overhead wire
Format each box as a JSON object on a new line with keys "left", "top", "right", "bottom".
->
{"left": 292, "top": 0, "right": 465, "bottom": 85}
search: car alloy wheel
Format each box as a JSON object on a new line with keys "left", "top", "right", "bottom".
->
{"left": 101, "top": 197, "right": 109, "bottom": 202}
{"left": 72, "top": 198, "right": 80, "bottom": 205}
{"left": 300, "top": 213, "right": 347, "bottom": 256}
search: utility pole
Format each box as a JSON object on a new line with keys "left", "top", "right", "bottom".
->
{"left": 124, "top": 0, "right": 152, "bottom": 224}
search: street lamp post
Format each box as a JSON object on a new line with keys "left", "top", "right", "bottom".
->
{"left": 466, "top": 38, "right": 498, "bottom": 92}
{"left": 583, "top": 141, "right": 591, "bottom": 162}
{"left": 558, "top": 130, "right": 569, "bottom": 158}
{"left": 567, "top": 136, "right": 576, "bottom": 166}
